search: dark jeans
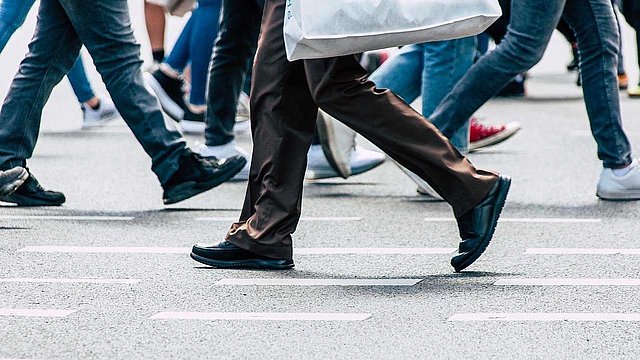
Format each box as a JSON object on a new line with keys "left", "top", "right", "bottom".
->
{"left": 432, "top": 0, "right": 632, "bottom": 169}
{"left": 0, "top": 0, "right": 186, "bottom": 184}
{"left": 224, "top": 0, "right": 498, "bottom": 259}
{"left": 204, "top": 0, "right": 264, "bottom": 146}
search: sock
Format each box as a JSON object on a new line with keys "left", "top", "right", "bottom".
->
{"left": 152, "top": 49, "right": 165, "bottom": 63}
{"left": 612, "top": 160, "right": 638, "bottom": 177}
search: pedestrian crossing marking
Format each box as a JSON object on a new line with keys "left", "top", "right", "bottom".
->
{"left": 216, "top": 278, "right": 423, "bottom": 286}
{"left": 0, "top": 308, "right": 76, "bottom": 318}
{"left": 449, "top": 313, "right": 640, "bottom": 322}
{"left": 151, "top": 312, "right": 371, "bottom": 321}
{"left": 526, "top": 248, "right": 640, "bottom": 255}
{"left": 196, "top": 216, "right": 362, "bottom": 222}
{"left": 0, "top": 215, "right": 134, "bottom": 221}
{"left": 0, "top": 278, "right": 141, "bottom": 284}
{"left": 495, "top": 278, "right": 640, "bottom": 286}
{"left": 425, "top": 217, "right": 601, "bottom": 223}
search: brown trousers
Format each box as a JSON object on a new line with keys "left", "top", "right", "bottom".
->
{"left": 225, "top": 0, "right": 499, "bottom": 259}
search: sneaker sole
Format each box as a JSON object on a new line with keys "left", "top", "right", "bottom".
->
{"left": 452, "top": 176, "right": 511, "bottom": 272}
{"left": 305, "top": 158, "right": 385, "bottom": 180}
{"left": 163, "top": 158, "right": 247, "bottom": 205}
{"left": 596, "top": 190, "right": 640, "bottom": 201}
{"left": 144, "top": 72, "right": 184, "bottom": 121}
{"left": 180, "top": 120, "right": 205, "bottom": 135}
{"left": 190, "top": 252, "right": 294, "bottom": 270}
{"left": 469, "top": 123, "right": 521, "bottom": 152}
{"left": 81, "top": 111, "right": 120, "bottom": 129}
{"left": 0, "top": 193, "right": 65, "bottom": 207}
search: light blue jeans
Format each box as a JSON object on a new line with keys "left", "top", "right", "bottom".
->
{"left": 0, "top": 0, "right": 95, "bottom": 103}
{"left": 368, "top": 37, "right": 477, "bottom": 153}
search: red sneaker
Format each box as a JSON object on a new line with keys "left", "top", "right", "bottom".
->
{"left": 469, "top": 118, "right": 521, "bottom": 152}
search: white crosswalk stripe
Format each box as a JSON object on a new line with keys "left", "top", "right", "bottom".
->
{"left": 526, "top": 248, "right": 640, "bottom": 255}
{"left": 448, "top": 313, "right": 640, "bottom": 322}
{"left": 151, "top": 312, "right": 371, "bottom": 321}
{"left": 495, "top": 278, "right": 640, "bottom": 286}
{"left": 425, "top": 217, "right": 601, "bottom": 223}
{"left": 0, "top": 278, "right": 141, "bottom": 284}
{"left": 0, "top": 309, "right": 76, "bottom": 318}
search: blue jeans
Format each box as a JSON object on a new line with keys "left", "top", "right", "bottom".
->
{"left": 368, "top": 38, "right": 476, "bottom": 152}
{"left": 0, "top": 0, "right": 95, "bottom": 104}
{"left": 0, "top": 0, "right": 186, "bottom": 183}
{"left": 165, "top": 0, "right": 222, "bottom": 106}
{"left": 431, "top": 0, "right": 632, "bottom": 168}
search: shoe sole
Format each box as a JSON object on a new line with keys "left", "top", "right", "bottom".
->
{"left": 163, "top": 158, "right": 247, "bottom": 205}
{"left": 144, "top": 72, "right": 184, "bottom": 121}
{"left": 452, "top": 176, "right": 511, "bottom": 273}
{"left": 469, "top": 123, "right": 521, "bottom": 152}
{"left": 81, "top": 111, "right": 120, "bottom": 129}
{"left": 305, "top": 158, "right": 385, "bottom": 180}
{"left": 190, "top": 252, "right": 294, "bottom": 270}
{"left": 596, "top": 190, "right": 640, "bottom": 201}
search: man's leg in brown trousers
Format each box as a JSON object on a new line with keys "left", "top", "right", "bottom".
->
{"left": 190, "top": 0, "right": 512, "bottom": 272}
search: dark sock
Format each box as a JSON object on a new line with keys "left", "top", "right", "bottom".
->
{"left": 152, "top": 49, "right": 165, "bottom": 63}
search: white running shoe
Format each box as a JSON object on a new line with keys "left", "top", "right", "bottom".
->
{"left": 597, "top": 159, "right": 640, "bottom": 200}
{"left": 234, "top": 92, "right": 251, "bottom": 134}
{"left": 0, "top": 167, "right": 28, "bottom": 197}
{"left": 81, "top": 98, "right": 119, "bottom": 129}
{"left": 394, "top": 162, "right": 444, "bottom": 201}
{"left": 193, "top": 140, "right": 250, "bottom": 181}
{"left": 306, "top": 144, "right": 386, "bottom": 180}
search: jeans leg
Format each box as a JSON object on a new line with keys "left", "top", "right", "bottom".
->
{"left": 368, "top": 45, "right": 422, "bottom": 104}
{"left": 430, "top": 0, "right": 565, "bottom": 139}
{"left": 204, "top": 0, "right": 262, "bottom": 146}
{"left": 0, "top": 0, "right": 82, "bottom": 170}
{"left": 188, "top": 0, "right": 222, "bottom": 106}
{"left": 66, "top": 55, "right": 95, "bottom": 104}
{"left": 422, "top": 38, "right": 477, "bottom": 152}
{"left": 563, "top": 0, "right": 632, "bottom": 168}
{"left": 59, "top": 0, "right": 186, "bottom": 184}
{"left": 0, "top": 0, "right": 36, "bottom": 52}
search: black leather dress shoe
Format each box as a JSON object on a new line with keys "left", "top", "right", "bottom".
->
{"left": 191, "top": 241, "right": 294, "bottom": 270}
{"left": 451, "top": 175, "right": 511, "bottom": 272}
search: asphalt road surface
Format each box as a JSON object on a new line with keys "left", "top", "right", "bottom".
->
{"left": 1, "top": 3, "right": 640, "bottom": 360}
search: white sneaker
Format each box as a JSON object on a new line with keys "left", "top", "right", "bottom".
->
{"left": 597, "top": 159, "right": 640, "bottom": 200}
{"left": 0, "top": 167, "right": 28, "bottom": 197}
{"left": 193, "top": 140, "right": 250, "bottom": 181}
{"left": 234, "top": 92, "right": 251, "bottom": 134}
{"left": 394, "top": 162, "right": 444, "bottom": 201}
{"left": 81, "top": 98, "right": 119, "bottom": 129}
{"left": 306, "top": 144, "right": 386, "bottom": 180}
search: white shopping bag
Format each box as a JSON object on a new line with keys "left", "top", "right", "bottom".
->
{"left": 284, "top": 0, "right": 501, "bottom": 61}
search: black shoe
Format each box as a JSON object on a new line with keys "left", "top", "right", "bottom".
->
{"left": 451, "top": 175, "right": 511, "bottom": 272}
{"left": 0, "top": 170, "right": 66, "bottom": 206}
{"left": 191, "top": 240, "right": 295, "bottom": 269}
{"left": 180, "top": 108, "right": 205, "bottom": 134}
{"left": 162, "top": 150, "right": 247, "bottom": 205}
{"left": 144, "top": 68, "right": 187, "bottom": 121}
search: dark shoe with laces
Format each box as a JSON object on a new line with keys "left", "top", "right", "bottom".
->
{"left": 162, "top": 149, "right": 247, "bottom": 205}
{"left": 144, "top": 68, "right": 187, "bottom": 121}
{"left": 191, "top": 241, "right": 295, "bottom": 269}
{"left": 451, "top": 175, "right": 511, "bottom": 272}
{"left": 0, "top": 170, "right": 66, "bottom": 206}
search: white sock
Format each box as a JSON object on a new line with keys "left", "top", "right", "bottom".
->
{"left": 612, "top": 159, "right": 638, "bottom": 177}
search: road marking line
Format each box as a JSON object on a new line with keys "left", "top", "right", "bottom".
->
{"left": 0, "top": 278, "right": 141, "bottom": 284}
{"left": 425, "top": 217, "right": 601, "bottom": 223}
{"left": 216, "top": 278, "right": 423, "bottom": 286}
{"left": 296, "top": 247, "right": 455, "bottom": 255}
{"left": 526, "top": 248, "right": 640, "bottom": 255}
{"left": 0, "top": 215, "right": 134, "bottom": 221}
{"left": 448, "top": 313, "right": 640, "bottom": 322}
{"left": 0, "top": 308, "right": 76, "bottom": 318}
{"left": 495, "top": 278, "right": 640, "bottom": 286}
{"left": 18, "top": 246, "right": 454, "bottom": 255}
{"left": 196, "top": 217, "right": 362, "bottom": 222}
{"left": 151, "top": 312, "right": 371, "bottom": 321}
{"left": 18, "top": 246, "right": 191, "bottom": 254}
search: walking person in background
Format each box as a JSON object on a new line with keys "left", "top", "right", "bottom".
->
{"left": 430, "top": 0, "right": 640, "bottom": 200}
{"left": 0, "top": 0, "right": 245, "bottom": 207}
{"left": 0, "top": 0, "right": 119, "bottom": 128}
{"left": 190, "top": 0, "right": 512, "bottom": 272}
{"left": 621, "top": 0, "right": 640, "bottom": 96}
{"left": 144, "top": 0, "right": 168, "bottom": 63}
{"left": 145, "top": 0, "right": 222, "bottom": 131}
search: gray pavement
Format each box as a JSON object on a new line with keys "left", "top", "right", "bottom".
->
{"left": 1, "top": 4, "right": 640, "bottom": 360}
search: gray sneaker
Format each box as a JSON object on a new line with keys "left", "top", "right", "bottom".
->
{"left": 597, "top": 159, "right": 640, "bottom": 200}
{"left": 82, "top": 98, "right": 119, "bottom": 129}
